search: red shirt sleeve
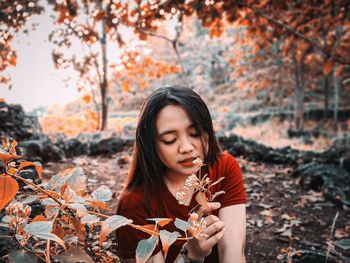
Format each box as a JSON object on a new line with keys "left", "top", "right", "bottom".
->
{"left": 116, "top": 190, "right": 161, "bottom": 259}
{"left": 213, "top": 152, "right": 246, "bottom": 208}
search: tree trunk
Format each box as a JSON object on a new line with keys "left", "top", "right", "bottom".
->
{"left": 293, "top": 47, "right": 304, "bottom": 130}
{"left": 333, "top": 70, "right": 341, "bottom": 130}
{"left": 323, "top": 74, "right": 330, "bottom": 119}
{"left": 100, "top": 17, "right": 108, "bottom": 131}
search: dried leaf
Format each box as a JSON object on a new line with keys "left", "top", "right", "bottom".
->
{"left": 0, "top": 174, "right": 19, "bottom": 210}
{"left": 89, "top": 200, "right": 110, "bottom": 211}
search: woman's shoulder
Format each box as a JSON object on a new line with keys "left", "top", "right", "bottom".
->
{"left": 209, "top": 151, "right": 242, "bottom": 179}
{"left": 215, "top": 151, "right": 239, "bottom": 167}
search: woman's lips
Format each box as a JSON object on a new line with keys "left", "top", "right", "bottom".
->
{"left": 180, "top": 161, "right": 195, "bottom": 167}
{"left": 179, "top": 157, "right": 196, "bottom": 167}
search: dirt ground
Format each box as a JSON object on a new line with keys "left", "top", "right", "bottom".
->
{"left": 43, "top": 148, "right": 350, "bottom": 263}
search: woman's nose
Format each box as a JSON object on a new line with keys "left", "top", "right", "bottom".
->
{"left": 179, "top": 138, "right": 194, "bottom": 153}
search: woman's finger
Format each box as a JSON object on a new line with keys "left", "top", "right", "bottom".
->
{"left": 206, "top": 227, "right": 226, "bottom": 247}
{"left": 204, "top": 220, "right": 225, "bottom": 237}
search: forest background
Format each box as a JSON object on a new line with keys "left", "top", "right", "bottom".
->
{"left": 1, "top": 0, "right": 350, "bottom": 262}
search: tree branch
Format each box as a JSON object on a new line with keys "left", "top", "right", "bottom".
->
{"left": 237, "top": 1, "right": 350, "bottom": 66}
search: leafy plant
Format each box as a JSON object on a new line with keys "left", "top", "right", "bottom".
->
{"left": 0, "top": 138, "right": 225, "bottom": 263}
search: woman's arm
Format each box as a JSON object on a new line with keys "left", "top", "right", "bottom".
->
{"left": 218, "top": 204, "right": 246, "bottom": 263}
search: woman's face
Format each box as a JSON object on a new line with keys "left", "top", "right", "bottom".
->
{"left": 155, "top": 104, "right": 208, "bottom": 178}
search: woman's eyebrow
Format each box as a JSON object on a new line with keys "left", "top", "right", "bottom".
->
{"left": 158, "top": 124, "right": 195, "bottom": 137}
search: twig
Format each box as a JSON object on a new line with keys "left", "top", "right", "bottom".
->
{"left": 325, "top": 211, "right": 339, "bottom": 263}
{"left": 10, "top": 173, "right": 62, "bottom": 207}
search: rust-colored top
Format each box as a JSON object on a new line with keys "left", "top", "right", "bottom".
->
{"left": 116, "top": 152, "right": 246, "bottom": 263}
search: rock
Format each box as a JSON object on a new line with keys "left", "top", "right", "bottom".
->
{"left": 56, "top": 138, "right": 89, "bottom": 157}
{"left": 218, "top": 134, "right": 316, "bottom": 165}
{"left": 0, "top": 102, "right": 42, "bottom": 141}
{"left": 89, "top": 136, "right": 134, "bottom": 155}
{"left": 18, "top": 137, "right": 65, "bottom": 163}
{"left": 291, "top": 163, "right": 350, "bottom": 205}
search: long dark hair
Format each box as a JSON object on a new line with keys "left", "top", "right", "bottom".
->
{"left": 121, "top": 85, "right": 221, "bottom": 209}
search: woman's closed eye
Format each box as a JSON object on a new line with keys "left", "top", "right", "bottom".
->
{"left": 190, "top": 133, "right": 200, "bottom": 137}
{"left": 162, "top": 139, "right": 176, "bottom": 145}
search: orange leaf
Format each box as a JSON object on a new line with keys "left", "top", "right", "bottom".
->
{"left": 121, "top": 81, "right": 131, "bottom": 91}
{"left": 52, "top": 223, "right": 66, "bottom": 239}
{"left": 146, "top": 218, "right": 172, "bottom": 228}
{"left": 10, "top": 140, "right": 17, "bottom": 154}
{"left": 32, "top": 215, "right": 47, "bottom": 222}
{"left": 0, "top": 153, "right": 20, "bottom": 166}
{"left": 0, "top": 174, "right": 19, "bottom": 210}
{"left": 335, "top": 66, "right": 344, "bottom": 77}
{"left": 82, "top": 95, "right": 91, "bottom": 104}
{"left": 71, "top": 218, "right": 87, "bottom": 242}
{"left": 323, "top": 59, "right": 335, "bottom": 75}
{"left": 18, "top": 161, "right": 42, "bottom": 180}
{"left": 9, "top": 56, "right": 16, "bottom": 66}
{"left": 89, "top": 200, "right": 110, "bottom": 211}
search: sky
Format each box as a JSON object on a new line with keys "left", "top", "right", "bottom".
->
{"left": 0, "top": 4, "right": 136, "bottom": 113}
{"left": 0, "top": 4, "right": 176, "bottom": 113}
{"left": 1, "top": 8, "right": 81, "bottom": 112}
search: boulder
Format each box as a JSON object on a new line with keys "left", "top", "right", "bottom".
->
{"left": 0, "top": 102, "right": 41, "bottom": 141}
{"left": 89, "top": 136, "right": 134, "bottom": 155}
{"left": 291, "top": 163, "right": 350, "bottom": 205}
{"left": 18, "top": 136, "right": 65, "bottom": 163}
{"left": 218, "top": 134, "right": 317, "bottom": 165}
{"left": 56, "top": 138, "right": 89, "bottom": 157}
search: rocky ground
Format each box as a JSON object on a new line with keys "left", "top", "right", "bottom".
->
{"left": 42, "top": 149, "right": 350, "bottom": 263}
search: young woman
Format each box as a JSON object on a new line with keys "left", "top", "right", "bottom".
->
{"left": 116, "top": 86, "right": 246, "bottom": 263}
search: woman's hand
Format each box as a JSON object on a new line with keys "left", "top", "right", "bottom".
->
{"left": 186, "top": 214, "right": 225, "bottom": 260}
{"left": 185, "top": 202, "right": 225, "bottom": 261}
